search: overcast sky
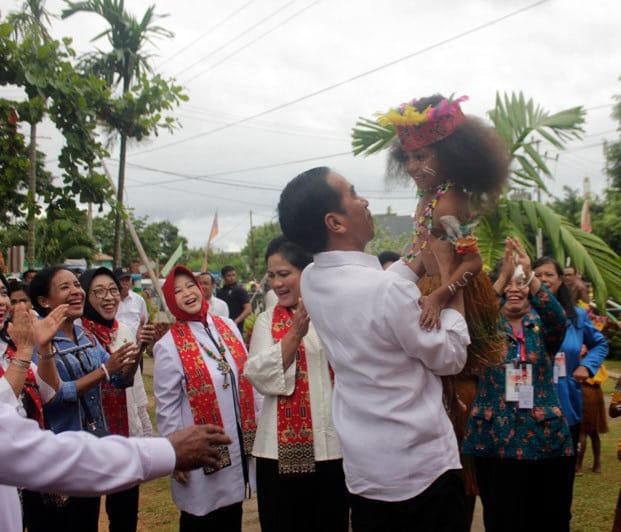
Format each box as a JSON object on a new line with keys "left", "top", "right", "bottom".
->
{"left": 1, "top": 0, "right": 620, "bottom": 252}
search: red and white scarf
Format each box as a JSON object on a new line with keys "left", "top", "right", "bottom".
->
{"left": 271, "top": 305, "right": 317, "bottom": 475}
{"left": 81, "top": 317, "right": 129, "bottom": 437}
{"left": 170, "top": 318, "right": 257, "bottom": 473}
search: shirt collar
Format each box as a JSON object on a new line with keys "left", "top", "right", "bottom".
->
{"left": 313, "top": 250, "right": 382, "bottom": 270}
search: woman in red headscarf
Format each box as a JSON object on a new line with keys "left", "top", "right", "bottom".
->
{"left": 154, "top": 265, "right": 261, "bottom": 532}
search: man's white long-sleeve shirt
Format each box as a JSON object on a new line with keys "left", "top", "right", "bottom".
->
{"left": 301, "top": 251, "right": 470, "bottom": 501}
{"left": 0, "top": 377, "right": 175, "bottom": 531}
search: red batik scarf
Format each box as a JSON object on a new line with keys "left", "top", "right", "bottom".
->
{"left": 272, "top": 304, "right": 316, "bottom": 475}
{"left": 81, "top": 317, "right": 129, "bottom": 436}
{"left": 0, "top": 345, "right": 44, "bottom": 428}
{"left": 170, "top": 319, "right": 257, "bottom": 474}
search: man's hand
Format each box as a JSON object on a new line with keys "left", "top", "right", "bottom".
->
{"left": 167, "top": 424, "right": 233, "bottom": 471}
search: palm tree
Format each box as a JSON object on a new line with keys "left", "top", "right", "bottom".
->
{"left": 352, "top": 91, "right": 621, "bottom": 310}
{"left": 62, "top": 0, "right": 174, "bottom": 268}
{"left": 484, "top": 92, "right": 621, "bottom": 310}
{"left": 8, "top": 0, "right": 53, "bottom": 269}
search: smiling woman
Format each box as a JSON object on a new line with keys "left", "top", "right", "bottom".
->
{"left": 154, "top": 265, "right": 261, "bottom": 531}
{"left": 244, "top": 235, "right": 348, "bottom": 532}
{"left": 461, "top": 237, "right": 576, "bottom": 532}
{"left": 27, "top": 266, "right": 140, "bottom": 532}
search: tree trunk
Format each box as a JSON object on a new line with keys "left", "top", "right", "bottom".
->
{"left": 113, "top": 132, "right": 128, "bottom": 268}
{"left": 26, "top": 123, "right": 37, "bottom": 269}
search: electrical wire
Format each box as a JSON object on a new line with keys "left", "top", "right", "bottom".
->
{"left": 129, "top": 0, "right": 551, "bottom": 157}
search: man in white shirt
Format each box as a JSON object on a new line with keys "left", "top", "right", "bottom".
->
{"left": 198, "top": 272, "right": 230, "bottom": 317}
{"left": 0, "top": 376, "right": 232, "bottom": 531}
{"left": 115, "top": 267, "right": 149, "bottom": 339}
{"left": 278, "top": 167, "right": 470, "bottom": 532}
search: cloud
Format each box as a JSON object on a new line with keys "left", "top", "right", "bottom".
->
{"left": 2, "top": 0, "right": 619, "bottom": 251}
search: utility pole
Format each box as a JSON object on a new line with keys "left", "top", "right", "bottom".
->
{"left": 249, "top": 210, "right": 256, "bottom": 279}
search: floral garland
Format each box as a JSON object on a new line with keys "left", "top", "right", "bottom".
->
{"left": 406, "top": 179, "right": 453, "bottom": 261}
{"left": 377, "top": 95, "right": 468, "bottom": 128}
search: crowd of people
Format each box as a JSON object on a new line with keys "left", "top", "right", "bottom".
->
{"left": 1, "top": 92, "right": 619, "bottom": 532}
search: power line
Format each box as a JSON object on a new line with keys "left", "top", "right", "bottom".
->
{"left": 123, "top": 151, "right": 352, "bottom": 189}
{"left": 157, "top": 0, "right": 258, "bottom": 68}
{"left": 174, "top": 0, "right": 299, "bottom": 79}
{"left": 130, "top": 0, "right": 551, "bottom": 157}
{"left": 182, "top": 0, "right": 321, "bottom": 85}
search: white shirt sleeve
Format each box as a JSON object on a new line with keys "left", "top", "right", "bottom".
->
{"left": 0, "top": 398, "right": 175, "bottom": 495}
{"left": 383, "top": 278, "right": 469, "bottom": 376}
{"left": 245, "top": 310, "right": 296, "bottom": 396}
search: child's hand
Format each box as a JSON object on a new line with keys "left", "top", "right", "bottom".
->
{"left": 419, "top": 292, "right": 443, "bottom": 331}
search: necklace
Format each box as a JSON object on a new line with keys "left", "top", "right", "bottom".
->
{"left": 407, "top": 179, "right": 453, "bottom": 260}
{"left": 200, "top": 326, "right": 231, "bottom": 389}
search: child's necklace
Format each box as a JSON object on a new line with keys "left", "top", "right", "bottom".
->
{"left": 407, "top": 179, "right": 453, "bottom": 260}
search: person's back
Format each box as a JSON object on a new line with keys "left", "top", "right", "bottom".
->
{"left": 302, "top": 254, "right": 465, "bottom": 499}
{"left": 279, "top": 166, "right": 470, "bottom": 531}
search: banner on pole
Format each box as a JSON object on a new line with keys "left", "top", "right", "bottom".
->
{"left": 161, "top": 243, "right": 184, "bottom": 277}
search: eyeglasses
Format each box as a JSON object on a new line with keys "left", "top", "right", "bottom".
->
{"left": 91, "top": 287, "right": 120, "bottom": 300}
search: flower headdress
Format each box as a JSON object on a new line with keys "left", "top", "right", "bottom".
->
{"left": 351, "top": 94, "right": 468, "bottom": 156}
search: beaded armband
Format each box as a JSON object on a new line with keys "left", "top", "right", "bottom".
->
{"left": 439, "top": 215, "right": 479, "bottom": 255}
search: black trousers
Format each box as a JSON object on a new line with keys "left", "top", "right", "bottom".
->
{"left": 348, "top": 469, "right": 467, "bottom": 532}
{"left": 255, "top": 457, "right": 349, "bottom": 532}
{"left": 179, "top": 501, "right": 243, "bottom": 532}
{"left": 475, "top": 455, "right": 574, "bottom": 532}
{"left": 29, "top": 495, "right": 101, "bottom": 532}
{"left": 105, "top": 485, "right": 140, "bottom": 532}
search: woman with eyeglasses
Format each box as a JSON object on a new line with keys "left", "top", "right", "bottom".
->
{"left": 29, "top": 266, "right": 139, "bottom": 532}
{"left": 79, "top": 267, "right": 150, "bottom": 532}
{"left": 461, "top": 237, "right": 575, "bottom": 532}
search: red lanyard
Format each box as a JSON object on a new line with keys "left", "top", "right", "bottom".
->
{"left": 514, "top": 325, "right": 527, "bottom": 364}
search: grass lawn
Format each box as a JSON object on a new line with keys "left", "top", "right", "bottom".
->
{"left": 100, "top": 357, "right": 621, "bottom": 531}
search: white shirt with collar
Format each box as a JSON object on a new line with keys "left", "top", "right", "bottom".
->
{"left": 0, "top": 377, "right": 175, "bottom": 531}
{"left": 117, "top": 290, "right": 148, "bottom": 339}
{"left": 208, "top": 295, "right": 230, "bottom": 317}
{"left": 301, "top": 252, "right": 470, "bottom": 502}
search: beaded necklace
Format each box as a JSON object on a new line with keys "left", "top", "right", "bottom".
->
{"left": 407, "top": 179, "right": 453, "bottom": 260}
{"left": 199, "top": 325, "right": 231, "bottom": 389}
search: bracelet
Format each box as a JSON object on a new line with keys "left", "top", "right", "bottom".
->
{"left": 38, "top": 350, "right": 56, "bottom": 361}
{"left": 11, "top": 358, "right": 31, "bottom": 370}
{"left": 100, "top": 363, "right": 111, "bottom": 382}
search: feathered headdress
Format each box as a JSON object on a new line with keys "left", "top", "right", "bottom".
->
{"left": 352, "top": 95, "right": 468, "bottom": 156}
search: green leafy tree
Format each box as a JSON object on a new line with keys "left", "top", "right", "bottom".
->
{"left": 0, "top": 17, "right": 111, "bottom": 265}
{"left": 7, "top": 0, "right": 53, "bottom": 268}
{"left": 62, "top": 0, "right": 187, "bottom": 268}
{"left": 241, "top": 221, "right": 281, "bottom": 280}
{"left": 484, "top": 92, "right": 621, "bottom": 309}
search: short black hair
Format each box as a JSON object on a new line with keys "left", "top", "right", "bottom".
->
{"left": 221, "top": 265, "right": 235, "bottom": 276}
{"left": 8, "top": 280, "right": 29, "bottom": 296}
{"left": 278, "top": 166, "right": 342, "bottom": 254}
{"left": 265, "top": 234, "right": 313, "bottom": 271}
{"left": 378, "top": 250, "right": 401, "bottom": 266}
{"left": 199, "top": 271, "right": 216, "bottom": 284}
{"left": 29, "top": 265, "right": 74, "bottom": 317}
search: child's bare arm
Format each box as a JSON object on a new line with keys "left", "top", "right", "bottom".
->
{"left": 419, "top": 246, "right": 475, "bottom": 330}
